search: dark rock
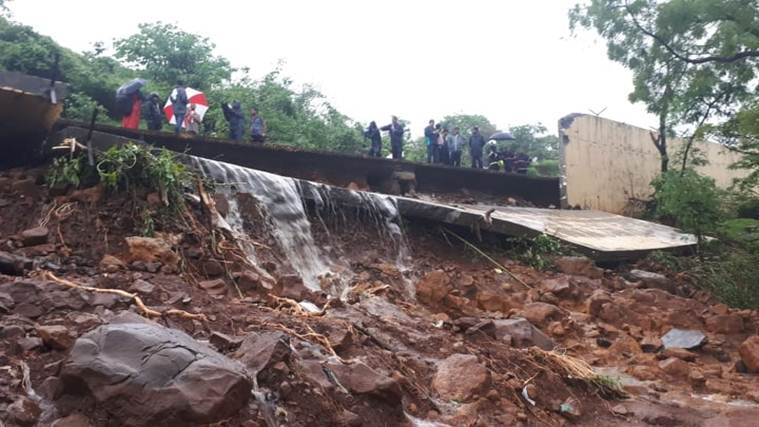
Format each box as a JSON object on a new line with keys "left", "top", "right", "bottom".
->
{"left": 145, "top": 262, "right": 162, "bottom": 273}
{"left": 185, "top": 246, "right": 203, "bottom": 259}
{"left": 587, "top": 290, "right": 612, "bottom": 317}
{"left": 12, "top": 178, "right": 38, "bottom": 197}
{"left": 209, "top": 331, "right": 243, "bottom": 352}
{"left": 233, "top": 332, "right": 291, "bottom": 376}
{"left": 234, "top": 270, "right": 262, "bottom": 292}
{"left": 88, "top": 292, "right": 126, "bottom": 309}
{"left": 542, "top": 277, "right": 574, "bottom": 298}
{"left": 7, "top": 396, "right": 41, "bottom": 426}
{"left": 37, "top": 324, "right": 75, "bottom": 350}
{"left": 203, "top": 260, "right": 225, "bottom": 277}
{"left": 596, "top": 337, "right": 613, "bottom": 348}
{"left": 628, "top": 270, "right": 672, "bottom": 292}
{"left": 39, "top": 376, "right": 63, "bottom": 400}
{"left": 640, "top": 336, "right": 663, "bottom": 353}
{"left": 465, "top": 319, "right": 496, "bottom": 338}
{"left": 198, "top": 279, "right": 227, "bottom": 296}
{"left": 432, "top": 354, "right": 490, "bottom": 402}
{"left": 59, "top": 321, "right": 251, "bottom": 426}
{"left": 1, "top": 324, "right": 25, "bottom": 339}
{"left": 522, "top": 302, "right": 563, "bottom": 326}
{"left": 274, "top": 274, "right": 314, "bottom": 301}
{"left": 325, "top": 360, "right": 400, "bottom": 401}
{"left": 15, "top": 302, "right": 43, "bottom": 318}
{"left": 19, "top": 226, "right": 49, "bottom": 247}
{"left": 0, "top": 250, "right": 31, "bottom": 275}
{"left": 18, "top": 336, "right": 43, "bottom": 352}
{"left": 129, "top": 279, "right": 155, "bottom": 295}
{"left": 661, "top": 329, "right": 706, "bottom": 350}
{"left": 0, "top": 291, "right": 14, "bottom": 313}
{"left": 493, "top": 318, "right": 555, "bottom": 350}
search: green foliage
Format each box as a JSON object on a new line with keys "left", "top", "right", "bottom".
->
{"left": 508, "top": 124, "right": 560, "bottom": 162}
{"left": 736, "top": 198, "right": 759, "bottom": 219}
{"left": 47, "top": 156, "right": 85, "bottom": 189}
{"left": 720, "top": 218, "right": 759, "bottom": 251}
{"left": 652, "top": 169, "right": 723, "bottom": 245}
{"left": 506, "top": 233, "right": 564, "bottom": 270}
{"left": 114, "top": 22, "right": 232, "bottom": 90}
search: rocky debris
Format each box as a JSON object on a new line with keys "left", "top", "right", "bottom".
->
{"left": 432, "top": 354, "right": 490, "bottom": 402}
{"left": 99, "top": 255, "right": 126, "bottom": 273}
{"left": 663, "top": 347, "right": 697, "bottom": 362}
{"left": 628, "top": 269, "right": 671, "bottom": 292}
{"left": 209, "top": 331, "right": 243, "bottom": 352}
{"left": 37, "top": 324, "right": 75, "bottom": 350}
{"left": 493, "top": 317, "right": 555, "bottom": 350}
{"left": 50, "top": 413, "right": 95, "bottom": 427}
{"left": 198, "top": 278, "right": 227, "bottom": 296}
{"left": 273, "top": 274, "right": 313, "bottom": 300}
{"left": 640, "top": 336, "right": 663, "bottom": 353}
{"left": 58, "top": 321, "right": 251, "bottom": 426}
{"left": 661, "top": 328, "right": 706, "bottom": 350}
{"left": 125, "top": 236, "right": 180, "bottom": 271}
{"left": 659, "top": 357, "right": 690, "bottom": 378}
{"left": 705, "top": 314, "right": 744, "bottom": 334}
{"left": 19, "top": 226, "right": 49, "bottom": 247}
{"left": 554, "top": 256, "right": 603, "bottom": 279}
{"left": 541, "top": 277, "right": 575, "bottom": 298}
{"left": 0, "top": 250, "right": 32, "bottom": 275}
{"left": 6, "top": 396, "right": 41, "bottom": 426}
{"left": 739, "top": 336, "right": 759, "bottom": 373}
{"left": 416, "top": 270, "right": 451, "bottom": 305}
{"left": 587, "top": 289, "right": 612, "bottom": 317}
{"left": 522, "top": 302, "right": 564, "bottom": 327}
{"left": 129, "top": 279, "right": 155, "bottom": 295}
{"left": 233, "top": 332, "right": 291, "bottom": 376}
{"left": 325, "top": 360, "right": 401, "bottom": 401}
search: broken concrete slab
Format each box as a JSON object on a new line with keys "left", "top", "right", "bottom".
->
{"left": 661, "top": 329, "right": 707, "bottom": 350}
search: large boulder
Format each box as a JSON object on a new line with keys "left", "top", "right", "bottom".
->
{"left": 58, "top": 321, "right": 251, "bottom": 426}
{"left": 19, "top": 226, "right": 49, "bottom": 247}
{"left": 432, "top": 354, "right": 490, "bottom": 402}
{"left": 739, "top": 336, "right": 759, "bottom": 373}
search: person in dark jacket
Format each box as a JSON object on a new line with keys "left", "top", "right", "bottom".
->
{"left": 250, "top": 107, "right": 267, "bottom": 143}
{"left": 380, "top": 116, "right": 405, "bottom": 159}
{"left": 468, "top": 126, "right": 486, "bottom": 169}
{"left": 365, "top": 121, "right": 382, "bottom": 157}
{"left": 144, "top": 93, "right": 164, "bottom": 131}
{"left": 424, "top": 119, "right": 435, "bottom": 163}
{"left": 170, "top": 81, "right": 189, "bottom": 135}
{"left": 222, "top": 101, "right": 245, "bottom": 141}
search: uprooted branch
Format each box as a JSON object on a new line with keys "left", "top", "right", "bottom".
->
{"left": 39, "top": 271, "right": 207, "bottom": 321}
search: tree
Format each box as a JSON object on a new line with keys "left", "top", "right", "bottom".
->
{"left": 570, "top": 0, "right": 758, "bottom": 173}
{"left": 114, "top": 22, "right": 232, "bottom": 90}
{"left": 508, "top": 124, "right": 560, "bottom": 162}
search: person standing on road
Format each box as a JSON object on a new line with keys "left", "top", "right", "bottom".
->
{"left": 222, "top": 101, "right": 245, "bottom": 141}
{"left": 250, "top": 107, "right": 267, "bottom": 144}
{"left": 380, "top": 116, "right": 405, "bottom": 160}
{"left": 424, "top": 119, "right": 436, "bottom": 163}
{"left": 170, "top": 81, "right": 188, "bottom": 135}
{"left": 144, "top": 93, "right": 164, "bottom": 131}
{"left": 184, "top": 103, "right": 202, "bottom": 135}
{"left": 120, "top": 90, "right": 144, "bottom": 129}
{"left": 437, "top": 127, "right": 449, "bottom": 165}
{"left": 469, "top": 126, "right": 486, "bottom": 169}
{"left": 448, "top": 126, "right": 465, "bottom": 167}
{"left": 365, "top": 121, "right": 382, "bottom": 157}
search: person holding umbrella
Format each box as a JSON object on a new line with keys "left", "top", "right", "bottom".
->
{"left": 170, "top": 80, "right": 189, "bottom": 135}
{"left": 116, "top": 78, "right": 146, "bottom": 129}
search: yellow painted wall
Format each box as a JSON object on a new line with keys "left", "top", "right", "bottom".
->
{"left": 559, "top": 115, "right": 748, "bottom": 214}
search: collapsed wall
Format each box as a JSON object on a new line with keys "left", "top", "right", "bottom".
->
{"left": 558, "top": 114, "right": 749, "bottom": 214}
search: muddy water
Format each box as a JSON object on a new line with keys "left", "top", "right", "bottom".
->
{"left": 191, "top": 157, "right": 409, "bottom": 295}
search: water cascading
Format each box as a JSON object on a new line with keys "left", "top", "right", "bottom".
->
{"left": 191, "top": 157, "right": 409, "bottom": 295}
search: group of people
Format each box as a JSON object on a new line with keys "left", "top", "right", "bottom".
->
{"left": 423, "top": 120, "right": 487, "bottom": 168}
{"left": 116, "top": 81, "right": 266, "bottom": 142}
{"left": 364, "top": 116, "right": 407, "bottom": 159}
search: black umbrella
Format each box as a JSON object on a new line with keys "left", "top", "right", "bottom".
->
{"left": 116, "top": 78, "right": 146, "bottom": 97}
{"left": 489, "top": 131, "right": 515, "bottom": 141}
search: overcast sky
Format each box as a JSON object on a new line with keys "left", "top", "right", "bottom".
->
{"left": 9, "top": 0, "right": 656, "bottom": 136}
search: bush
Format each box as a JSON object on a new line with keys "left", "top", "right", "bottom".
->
{"left": 737, "top": 198, "right": 759, "bottom": 219}
{"left": 652, "top": 169, "right": 723, "bottom": 248}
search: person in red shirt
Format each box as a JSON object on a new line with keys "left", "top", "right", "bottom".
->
{"left": 121, "top": 91, "right": 143, "bottom": 129}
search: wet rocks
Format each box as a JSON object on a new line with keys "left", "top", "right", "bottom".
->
{"left": 233, "top": 332, "right": 291, "bottom": 376}
{"left": 661, "top": 328, "right": 706, "bottom": 350}
{"left": 325, "top": 360, "right": 400, "bottom": 401}
{"left": 36, "top": 324, "right": 75, "bottom": 350}
{"left": 6, "top": 396, "right": 41, "bottom": 426}
{"left": 125, "top": 236, "right": 180, "bottom": 271}
{"left": 493, "top": 317, "right": 555, "bottom": 350}
{"left": 0, "top": 250, "right": 32, "bottom": 276}
{"left": 274, "top": 274, "right": 312, "bottom": 300}
{"left": 19, "top": 226, "right": 49, "bottom": 247}
{"left": 416, "top": 270, "right": 451, "bottom": 305}
{"left": 129, "top": 279, "right": 155, "bottom": 295}
{"left": 659, "top": 357, "right": 689, "bottom": 378}
{"left": 554, "top": 256, "right": 603, "bottom": 279}
{"left": 58, "top": 321, "right": 251, "bottom": 426}
{"left": 739, "top": 336, "right": 759, "bottom": 373}
{"left": 432, "top": 354, "right": 490, "bottom": 402}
